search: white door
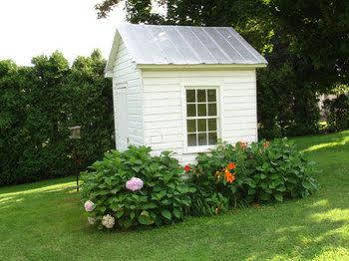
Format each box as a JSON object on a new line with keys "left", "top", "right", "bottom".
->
{"left": 116, "top": 84, "right": 129, "bottom": 151}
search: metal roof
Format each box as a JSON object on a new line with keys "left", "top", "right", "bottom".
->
{"left": 106, "top": 24, "right": 267, "bottom": 74}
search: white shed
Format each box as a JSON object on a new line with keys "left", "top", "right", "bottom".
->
{"left": 105, "top": 23, "right": 267, "bottom": 164}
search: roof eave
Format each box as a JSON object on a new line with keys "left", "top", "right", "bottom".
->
{"left": 104, "top": 29, "right": 122, "bottom": 78}
{"left": 136, "top": 63, "right": 267, "bottom": 70}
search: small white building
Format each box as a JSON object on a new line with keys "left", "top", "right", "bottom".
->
{"left": 105, "top": 24, "right": 267, "bottom": 164}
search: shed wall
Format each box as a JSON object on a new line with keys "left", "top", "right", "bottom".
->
{"left": 112, "top": 40, "right": 144, "bottom": 148}
{"left": 142, "top": 69, "right": 257, "bottom": 165}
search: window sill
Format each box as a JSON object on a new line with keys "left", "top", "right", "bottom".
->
{"left": 183, "top": 145, "right": 216, "bottom": 154}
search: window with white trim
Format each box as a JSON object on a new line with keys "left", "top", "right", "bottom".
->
{"left": 186, "top": 88, "right": 218, "bottom": 147}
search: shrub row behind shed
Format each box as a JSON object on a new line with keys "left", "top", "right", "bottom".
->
{"left": 0, "top": 50, "right": 113, "bottom": 186}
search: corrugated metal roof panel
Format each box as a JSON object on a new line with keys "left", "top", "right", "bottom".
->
{"left": 116, "top": 24, "right": 267, "bottom": 65}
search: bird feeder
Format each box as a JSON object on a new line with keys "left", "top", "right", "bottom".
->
{"left": 69, "top": 126, "right": 81, "bottom": 139}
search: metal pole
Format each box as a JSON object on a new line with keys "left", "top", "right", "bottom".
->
{"left": 76, "top": 171, "right": 79, "bottom": 192}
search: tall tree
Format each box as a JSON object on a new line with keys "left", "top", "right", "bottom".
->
{"left": 95, "top": 0, "right": 349, "bottom": 137}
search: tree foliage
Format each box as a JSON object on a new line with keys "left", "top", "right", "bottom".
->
{"left": 0, "top": 50, "right": 113, "bottom": 186}
{"left": 95, "top": 0, "right": 349, "bottom": 138}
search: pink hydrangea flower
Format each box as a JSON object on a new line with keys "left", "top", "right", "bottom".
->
{"left": 84, "top": 200, "right": 95, "bottom": 212}
{"left": 126, "top": 177, "right": 144, "bottom": 192}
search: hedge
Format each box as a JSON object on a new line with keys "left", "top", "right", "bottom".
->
{"left": 0, "top": 50, "right": 113, "bottom": 186}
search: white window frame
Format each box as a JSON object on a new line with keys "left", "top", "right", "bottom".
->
{"left": 181, "top": 85, "right": 221, "bottom": 154}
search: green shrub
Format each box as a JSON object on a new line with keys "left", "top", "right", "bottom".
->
{"left": 187, "top": 139, "right": 318, "bottom": 215}
{"left": 323, "top": 94, "right": 349, "bottom": 132}
{"left": 244, "top": 139, "right": 318, "bottom": 201}
{"left": 189, "top": 190, "right": 229, "bottom": 217}
{"left": 80, "top": 146, "right": 195, "bottom": 230}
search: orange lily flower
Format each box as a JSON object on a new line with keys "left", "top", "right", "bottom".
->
{"left": 227, "top": 162, "right": 236, "bottom": 170}
{"left": 225, "top": 170, "right": 235, "bottom": 183}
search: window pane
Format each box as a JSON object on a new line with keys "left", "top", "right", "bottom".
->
{"left": 208, "top": 119, "right": 217, "bottom": 131}
{"left": 186, "top": 90, "right": 195, "bottom": 102}
{"left": 187, "top": 104, "right": 196, "bottom": 117}
{"left": 198, "top": 104, "right": 207, "bottom": 116}
{"left": 198, "top": 119, "right": 207, "bottom": 132}
{"left": 208, "top": 103, "right": 217, "bottom": 116}
{"left": 186, "top": 88, "right": 218, "bottom": 148}
{"left": 208, "top": 89, "right": 216, "bottom": 102}
{"left": 188, "top": 134, "right": 197, "bottom": 146}
{"left": 208, "top": 132, "right": 217, "bottom": 145}
{"left": 187, "top": 120, "right": 196, "bottom": 132}
{"left": 197, "top": 89, "right": 206, "bottom": 102}
{"left": 198, "top": 133, "right": 208, "bottom": 145}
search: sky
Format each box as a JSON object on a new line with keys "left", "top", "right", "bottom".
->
{"left": 0, "top": 0, "right": 125, "bottom": 66}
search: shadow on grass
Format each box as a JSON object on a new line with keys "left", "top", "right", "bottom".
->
{"left": 0, "top": 130, "right": 348, "bottom": 260}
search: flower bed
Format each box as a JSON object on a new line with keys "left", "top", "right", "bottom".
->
{"left": 187, "top": 139, "right": 318, "bottom": 216}
{"left": 81, "top": 139, "right": 318, "bottom": 230}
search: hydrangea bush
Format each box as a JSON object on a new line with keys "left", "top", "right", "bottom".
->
{"left": 80, "top": 146, "right": 195, "bottom": 230}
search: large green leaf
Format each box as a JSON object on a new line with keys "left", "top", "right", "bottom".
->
{"left": 173, "top": 208, "right": 182, "bottom": 219}
{"left": 119, "top": 218, "right": 133, "bottom": 228}
{"left": 143, "top": 202, "right": 157, "bottom": 209}
{"left": 260, "top": 192, "right": 271, "bottom": 201}
{"left": 115, "top": 209, "right": 124, "bottom": 218}
{"left": 248, "top": 188, "right": 256, "bottom": 195}
{"left": 161, "top": 209, "right": 172, "bottom": 220}
{"left": 152, "top": 190, "right": 166, "bottom": 200}
{"left": 138, "top": 210, "right": 154, "bottom": 225}
{"left": 274, "top": 194, "right": 283, "bottom": 202}
{"left": 188, "top": 187, "right": 197, "bottom": 193}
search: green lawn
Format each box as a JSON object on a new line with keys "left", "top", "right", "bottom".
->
{"left": 1, "top": 130, "right": 348, "bottom": 261}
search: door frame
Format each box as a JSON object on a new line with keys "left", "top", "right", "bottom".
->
{"left": 115, "top": 82, "right": 128, "bottom": 151}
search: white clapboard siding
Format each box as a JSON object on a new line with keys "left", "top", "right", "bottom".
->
{"left": 144, "top": 127, "right": 183, "bottom": 136}
{"left": 224, "top": 88, "right": 255, "bottom": 97}
{"left": 144, "top": 120, "right": 183, "bottom": 130}
{"left": 142, "top": 69, "right": 257, "bottom": 164}
{"left": 143, "top": 84, "right": 181, "bottom": 93}
{"left": 144, "top": 105, "right": 182, "bottom": 115}
{"left": 144, "top": 99, "right": 182, "bottom": 108}
{"left": 112, "top": 40, "right": 144, "bottom": 147}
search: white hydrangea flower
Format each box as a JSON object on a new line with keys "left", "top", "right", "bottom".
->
{"left": 102, "top": 214, "right": 115, "bottom": 229}
{"left": 88, "top": 217, "right": 96, "bottom": 225}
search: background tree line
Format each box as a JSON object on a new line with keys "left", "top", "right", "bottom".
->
{"left": 0, "top": 50, "right": 113, "bottom": 185}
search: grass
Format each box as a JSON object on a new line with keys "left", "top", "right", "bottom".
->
{"left": 0, "top": 130, "right": 348, "bottom": 261}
